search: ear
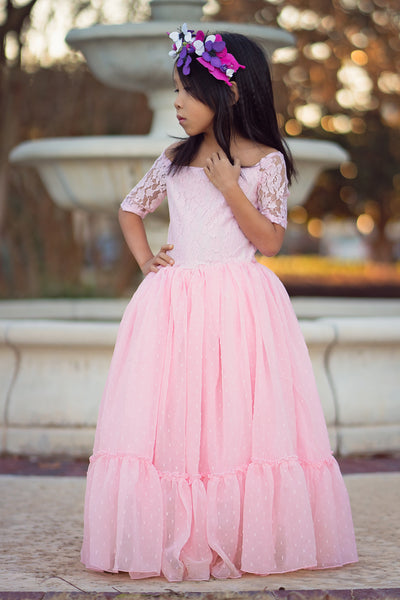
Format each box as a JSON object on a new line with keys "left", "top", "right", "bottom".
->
{"left": 230, "top": 81, "right": 239, "bottom": 104}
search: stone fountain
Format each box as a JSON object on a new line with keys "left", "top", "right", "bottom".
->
{"left": 9, "top": 2, "right": 347, "bottom": 238}
{"left": 3, "top": 0, "right": 400, "bottom": 458}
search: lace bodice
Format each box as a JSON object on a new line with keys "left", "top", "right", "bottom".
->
{"left": 121, "top": 150, "right": 289, "bottom": 267}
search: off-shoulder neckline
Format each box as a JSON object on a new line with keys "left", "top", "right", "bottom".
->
{"left": 163, "top": 149, "right": 282, "bottom": 170}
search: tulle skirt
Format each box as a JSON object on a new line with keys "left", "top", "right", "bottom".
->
{"left": 81, "top": 261, "right": 358, "bottom": 581}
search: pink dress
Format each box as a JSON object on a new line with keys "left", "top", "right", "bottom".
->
{"left": 81, "top": 150, "right": 358, "bottom": 581}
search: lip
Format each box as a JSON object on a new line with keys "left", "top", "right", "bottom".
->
{"left": 177, "top": 116, "right": 186, "bottom": 123}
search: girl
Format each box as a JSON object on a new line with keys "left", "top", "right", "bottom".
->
{"left": 81, "top": 27, "right": 358, "bottom": 582}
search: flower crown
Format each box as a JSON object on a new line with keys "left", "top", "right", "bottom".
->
{"left": 168, "top": 23, "right": 245, "bottom": 86}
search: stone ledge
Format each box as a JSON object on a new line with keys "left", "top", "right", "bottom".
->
{"left": 2, "top": 298, "right": 399, "bottom": 321}
{"left": 4, "top": 427, "right": 96, "bottom": 458}
{"left": 1, "top": 311, "right": 399, "bottom": 457}
{"left": 0, "top": 320, "right": 118, "bottom": 347}
{"left": 325, "top": 317, "right": 400, "bottom": 343}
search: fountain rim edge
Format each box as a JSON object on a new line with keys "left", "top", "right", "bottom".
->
{"left": 65, "top": 21, "right": 295, "bottom": 48}
{"left": 9, "top": 137, "right": 348, "bottom": 165}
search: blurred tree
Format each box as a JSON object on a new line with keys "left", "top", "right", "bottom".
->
{"left": 214, "top": 0, "right": 400, "bottom": 260}
{"left": 0, "top": 0, "right": 150, "bottom": 298}
{"left": 0, "top": 0, "right": 38, "bottom": 232}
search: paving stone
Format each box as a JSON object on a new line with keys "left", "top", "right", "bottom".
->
{"left": 1, "top": 590, "right": 400, "bottom": 599}
{"left": 0, "top": 474, "right": 399, "bottom": 594}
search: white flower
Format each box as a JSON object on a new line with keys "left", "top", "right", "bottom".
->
{"left": 193, "top": 40, "right": 205, "bottom": 55}
{"left": 226, "top": 68, "right": 234, "bottom": 78}
{"left": 205, "top": 34, "right": 216, "bottom": 44}
{"left": 169, "top": 31, "right": 183, "bottom": 52}
{"left": 169, "top": 31, "right": 180, "bottom": 43}
{"left": 181, "top": 23, "right": 193, "bottom": 43}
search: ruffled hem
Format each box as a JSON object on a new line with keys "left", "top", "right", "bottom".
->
{"left": 81, "top": 452, "right": 358, "bottom": 581}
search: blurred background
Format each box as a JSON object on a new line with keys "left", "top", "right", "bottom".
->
{"left": 1, "top": 0, "right": 399, "bottom": 299}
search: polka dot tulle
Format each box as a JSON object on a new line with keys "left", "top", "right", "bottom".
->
{"left": 81, "top": 154, "right": 358, "bottom": 581}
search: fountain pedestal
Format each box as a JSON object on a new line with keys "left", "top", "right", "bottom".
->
{"left": 1, "top": 299, "right": 400, "bottom": 457}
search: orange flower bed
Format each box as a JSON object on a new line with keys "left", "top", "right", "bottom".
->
{"left": 257, "top": 255, "right": 400, "bottom": 288}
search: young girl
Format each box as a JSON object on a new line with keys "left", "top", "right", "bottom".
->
{"left": 81, "top": 27, "right": 358, "bottom": 582}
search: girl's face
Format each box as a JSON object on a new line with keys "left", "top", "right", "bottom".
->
{"left": 174, "top": 69, "right": 215, "bottom": 137}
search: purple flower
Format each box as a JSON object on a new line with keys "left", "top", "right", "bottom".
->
{"left": 176, "top": 43, "right": 195, "bottom": 74}
{"left": 169, "top": 26, "right": 245, "bottom": 85}
{"left": 201, "top": 36, "right": 226, "bottom": 68}
{"left": 182, "top": 55, "right": 192, "bottom": 75}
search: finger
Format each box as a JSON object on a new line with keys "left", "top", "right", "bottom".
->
{"left": 158, "top": 252, "right": 175, "bottom": 264}
{"left": 203, "top": 166, "right": 212, "bottom": 179}
{"left": 155, "top": 257, "right": 170, "bottom": 267}
{"left": 150, "top": 264, "right": 160, "bottom": 273}
{"left": 159, "top": 251, "right": 174, "bottom": 264}
{"left": 234, "top": 157, "right": 241, "bottom": 168}
{"left": 161, "top": 244, "right": 174, "bottom": 252}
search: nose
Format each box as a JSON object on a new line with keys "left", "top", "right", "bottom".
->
{"left": 174, "top": 93, "right": 182, "bottom": 110}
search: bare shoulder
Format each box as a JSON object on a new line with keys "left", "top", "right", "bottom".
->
{"left": 254, "top": 144, "right": 278, "bottom": 159}
{"left": 165, "top": 141, "right": 184, "bottom": 161}
{"left": 235, "top": 141, "right": 279, "bottom": 166}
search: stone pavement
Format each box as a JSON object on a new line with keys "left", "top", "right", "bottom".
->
{"left": 1, "top": 461, "right": 400, "bottom": 599}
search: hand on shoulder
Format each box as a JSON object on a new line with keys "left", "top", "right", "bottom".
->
{"left": 204, "top": 151, "right": 241, "bottom": 194}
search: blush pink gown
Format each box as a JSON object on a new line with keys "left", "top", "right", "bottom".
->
{"left": 81, "top": 151, "right": 358, "bottom": 581}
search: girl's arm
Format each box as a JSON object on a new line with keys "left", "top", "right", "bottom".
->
{"left": 118, "top": 209, "right": 174, "bottom": 275}
{"left": 204, "top": 152, "right": 285, "bottom": 257}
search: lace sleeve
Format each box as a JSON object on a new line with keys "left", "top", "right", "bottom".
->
{"left": 120, "top": 151, "right": 170, "bottom": 218}
{"left": 257, "top": 152, "right": 289, "bottom": 229}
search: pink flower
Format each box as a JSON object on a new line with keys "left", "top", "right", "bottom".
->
{"left": 197, "top": 35, "right": 245, "bottom": 86}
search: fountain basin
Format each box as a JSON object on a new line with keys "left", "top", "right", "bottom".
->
{"left": 65, "top": 21, "right": 294, "bottom": 93}
{"left": 9, "top": 136, "right": 348, "bottom": 212}
{"left": 66, "top": 22, "right": 294, "bottom": 136}
{"left": 1, "top": 297, "right": 399, "bottom": 457}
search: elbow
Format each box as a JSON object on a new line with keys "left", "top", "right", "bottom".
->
{"left": 256, "top": 226, "right": 285, "bottom": 257}
{"left": 257, "top": 243, "right": 282, "bottom": 257}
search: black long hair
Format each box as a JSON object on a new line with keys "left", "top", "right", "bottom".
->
{"left": 170, "top": 32, "right": 296, "bottom": 184}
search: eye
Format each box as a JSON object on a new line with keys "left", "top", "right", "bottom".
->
{"left": 174, "top": 88, "right": 178, "bottom": 93}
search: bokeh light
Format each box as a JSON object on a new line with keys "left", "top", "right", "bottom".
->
{"left": 307, "top": 218, "right": 325, "bottom": 238}
{"left": 378, "top": 72, "right": 400, "bottom": 94}
{"left": 357, "top": 214, "right": 375, "bottom": 235}
{"left": 272, "top": 46, "right": 299, "bottom": 64}
{"left": 295, "top": 103, "right": 322, "bottom": 128}
{"left": 350, "top": 117, "right": 367, "bottom": 134}
{"left": 349, "top": 32, "right": 369, "bottom": 48}
{"left": 303, "top": 42, "right": 331, "bottom": 61}
{"left": 340, "top": 162, "right": 358, "bottom": 179}
{"left": 336, "top": 62, "right": 373, "bottom": 109}
{"left": 285, "top": 119, "right": 302, "bottom": 135}
{"left": 289, "top": 205, "right": 308, "bottom": 224}
{"left": 351, "top": 50, "right": 368, "bottom": 65}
